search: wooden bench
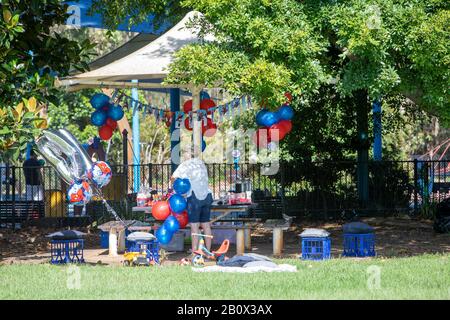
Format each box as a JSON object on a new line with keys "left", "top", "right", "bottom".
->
{"left": 264, "top": 219, "right": 292, "bottom": 256}
{"left": 0, "top": 200, "right": 45, "bottom": 222}
{"left": 184, "top": 225, "right": 252, "bottom": 255}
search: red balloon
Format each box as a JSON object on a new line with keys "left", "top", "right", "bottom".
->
{"left": 268, "top": 125, "right": 286, "bottom": 142}
{"left": 253, "top": 128, "right": 271, "bottom": 148}
{"left": 184, "top": 117, "right": 193, "bottom": 131}
{"left": 202, "top": 118, "right": 217, "bottom": 137}
{"left": 98, "top": 125, "right": 113, "bottom": 140}
{"left": 152, "top": 201, "right": 171, "bottom": 221}
{"left": 106, "top": 118, "right": 117, "bottom": 130}
{"left": 183, "top": 100, "right": 193, "bottom": 113}
{"left": 200, "top": 98, "right": 215, "bottom": 114}
{"left": 174, "top": 211, "right": 189, "bottom": 229}
{"left": 285, "top": 92, "right": 293, "bottom": 104}
{"left": 278, "top": 120, "right": 292, "bottom": 134}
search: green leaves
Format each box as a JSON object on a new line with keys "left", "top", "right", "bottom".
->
{"left": 0, "top": 0, "right": 94, "bottom": 162}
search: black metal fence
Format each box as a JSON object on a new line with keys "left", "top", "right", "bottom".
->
{"left": 1, "top": 160, "right": 449, "bottom": 227}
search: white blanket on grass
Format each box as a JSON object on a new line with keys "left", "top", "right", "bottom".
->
{"left": 192, "top": 264, "right": 297, "bottom": 273}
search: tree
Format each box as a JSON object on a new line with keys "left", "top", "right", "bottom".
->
{"left": 0, "top": 0, "right": 94, "bottom": 162}
{"left": 89, "top": 0, "right": 449, "bottom": 166}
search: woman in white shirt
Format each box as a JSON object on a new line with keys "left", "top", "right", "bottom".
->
{"left": 171, "top": 158, "right": 213, "bottom": 253}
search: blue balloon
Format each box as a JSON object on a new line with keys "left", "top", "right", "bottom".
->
{"left": 164, "top": 215, "right": 180, "bottom": 233}
{"left": 91, "top": 110, "right": 107, "bottom": 126}
{"left": 202, "top": 139, "right": 206, "bottom": 152}
{"left": 174, "top": 178, "right": 191, "bottom": 195}
{"left": 168, "top": 194, "right": 187, "bottom": 214}
{"left": 90, "top": 93, "right": 110, "bottom": 110}
{"left": 256, "top": 109, "right": 269, "bottom": 126}
{"left": 277, "top": 104, "right": 294, "bottom": 121}
{"left": 107, "top": 105, "right": 125, "bottom": 121}
{"left": 260, "top": 111, "right": 280, "bottom": 127}
{"left": 200, "top": 91, "right": 210, "bottom": 100}
{"left": 156, "top": 225, "right": 173, "bottom": 245}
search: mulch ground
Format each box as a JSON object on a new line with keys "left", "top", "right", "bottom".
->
{"left": 0, "top": 217, "right": 449, "bottom": 265}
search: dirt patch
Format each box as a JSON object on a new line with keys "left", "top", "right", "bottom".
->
{"left": 0, "top": 217, "right": 449, "bottom": 265}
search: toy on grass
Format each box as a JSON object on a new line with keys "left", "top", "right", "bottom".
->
{"left": 191, "top": 233, "right": 229, "bottom": 267}
{"left": 67, "top": 180, "right": 92, "bottom": 206}
{"left": 123, "top": 233, "right": 163, "bottom": 266}
{"left": 173, "top": 178, "right": 191, "bottom": 195}
{"left": 152, "top": 201, "right": 171, "bottom": 220}
{"left": 88, "top": 161, "right": 112, "bottom": 188}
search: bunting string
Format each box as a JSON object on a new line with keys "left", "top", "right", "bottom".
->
{"left": 114, "top": 91, "right": 253, "bottom": 128}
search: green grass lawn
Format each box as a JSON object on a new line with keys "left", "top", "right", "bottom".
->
{"left": 1, "top": 254, "right": 449, "bottom": 299}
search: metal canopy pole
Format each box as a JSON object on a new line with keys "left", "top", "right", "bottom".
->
{"left": 373, "top": 99, "right": 382, "bottom": 161}
{"left": 170, "top": 88, "right": 181, "bottom": 173}
{"left": 131, "top": 80, "right": 140, "bottom": 193}
{"left": 191, "top": 86, "right": 202, "bottom": 159}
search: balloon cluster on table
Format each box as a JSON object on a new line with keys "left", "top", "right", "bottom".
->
{"left": 152, "top": 178, "right": 191, "bottom": 245}
{"left": 35, "top": 129, "right": 113, "bottom": 206}
{"left": 90, "top": 93, "right": 124, "bottom": 141}
{"left": 182, "top": 92, "right": 217, "bottom": 152}
{"left": 254, "top": 92, "right": 294, "bottom": 148}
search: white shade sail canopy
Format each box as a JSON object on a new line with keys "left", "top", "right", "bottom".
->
{"left": 58, "top": 11, "right": 213, "bottom": 91}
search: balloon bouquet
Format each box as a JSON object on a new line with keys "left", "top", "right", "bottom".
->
{"left": 35, "top": 128, "right": 122, "bottom": 222}
{"left": 152, "top": 178, "right": 191, "bottom": 245}
{"left": 90, "top": 93, "right": 125, "bottom": 141}
{"left": 254, "top": 92, "right": 294, "bottom": 149}
{"left": 183, "top": 92, "right": 216, "bottom": 152}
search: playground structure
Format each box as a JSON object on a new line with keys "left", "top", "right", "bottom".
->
{"left": 416, "top": 138, "right": 450, "bottom": 205}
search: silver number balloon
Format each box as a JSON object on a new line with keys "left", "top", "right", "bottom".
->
{"left": 56, "top": 129, "right": 93, "bottom": 181}
{"left": 35, "top": 129, "right": 93, "bottom": 184}
{"left": 35, "top": 131, "right": 75, "bottom": 184}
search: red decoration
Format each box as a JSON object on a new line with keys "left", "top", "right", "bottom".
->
{"left": 202, "top": 118, "right": 217, "bottom": 137}
{"left": 269, "top": 123, "right": 288, "bottom": 142}
{"left": 106, "top": 118, "right": 117, "bottom": 130}
{"left": 200, "top": 98, "right": 215, "bottom": 114}
{"left": 151, "top": 201, "right": 171, "bottom": 221}
{"left": 98, "top": 125, "right": 113, "bottom": 140}
{"left": 253, "top": 128, "right": 271, "bottom": 148}
{"left": 278, "top": 120, "right": 292, "bottom": 134}
{"left": 183, "top": 100, "right": 193, "bottom": 113}
{"left": 284, "top": 92, "right": 293, "bottom": 104}
{"left": 165, "top": 113, "right": 173, "bottom": 128}
{"left": 173, "top": 211, "right": 189, "bottom": 229}
{"left": 184, "top": 117, "right": 192, "bottom": 131}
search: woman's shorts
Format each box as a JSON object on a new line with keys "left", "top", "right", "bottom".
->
{"left": 187, "top": 192, "right": 213, "bottom": 223}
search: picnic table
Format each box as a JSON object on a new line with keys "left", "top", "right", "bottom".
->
{"left": 132, "top": 203, "right": 257, "bottom": 221}
{"left": 132, "top": 203, "right": 260, "bottom": 254}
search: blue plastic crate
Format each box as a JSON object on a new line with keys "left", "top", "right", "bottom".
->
{"left": 301, "top": 237, "right": 331, "bottom": 260}
{"left": 50, "top": 239, "right": 85, "bottom": 264}
{"left": 343, "top": 233, "right": 376, "bottom": 257}
{"left": 127, "top": 239, "right": 160, "bottom": 264}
